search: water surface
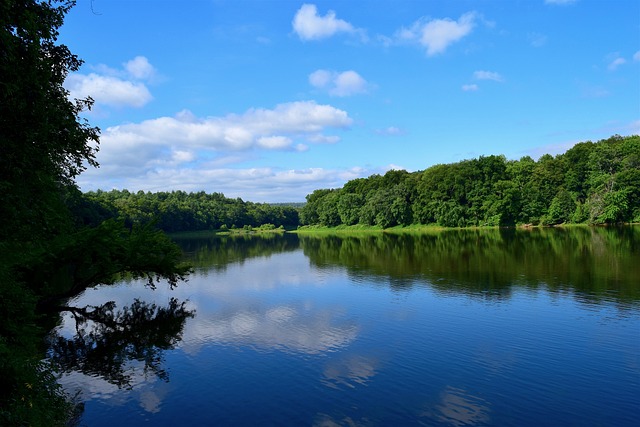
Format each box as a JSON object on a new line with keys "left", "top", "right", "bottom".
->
{"left": 51, "top": 227, "right": 640, "bottom": 426}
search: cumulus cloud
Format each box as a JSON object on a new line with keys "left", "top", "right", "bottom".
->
{"left": 66, "top": 74, "right": 153, "bottom": 107}
{"left": 124, "top": 56, "right": 156, "bottom": 80}
{"left": 473, "top": 70, "right": 503, "bottom": 82}
{"left": 293, "top": 4, "right": 360, "bottom": 41}
{"left": 257, "top": 136, "right": 293, "bottom": 150}
{"left": 309, "top": 69, "right": 369, "bottom": 97}
{"left": 309, "top": 69, "right": 332, "bottom": 87}
{"left": 100, "top": 101, "right": 351, "bottom": 158}
{"left": 66, "top": 56, "right": 156, "bottom": 108}
{"left": 77, "top": 101, "right": 356, "bottom": 200}
{"left": 396, "top": 12, "right": 477, "bottom": 56}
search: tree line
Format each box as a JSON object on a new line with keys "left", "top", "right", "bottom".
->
{"left": 81, "top": 134, "right": 639, "bottom": 233}
{"left": 78, "top": 190, "right": 300, "bottom": 232}
{"left": 300, "top": 134, "right": 640, "bottom": 228}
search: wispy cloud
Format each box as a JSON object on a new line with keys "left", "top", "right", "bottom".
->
{"left": 473, "top": 70, "right": 504, "bottom": 82}
{"left": 374, "top": 127, "right": 406, "bottom": 136}
{"left": 292, "top": 4, "right": 364, "bottom": 41}
{"left": 608, "top": 57, "right": 626, "bottom": 71}
{"left": 79, "top": 165, "right": 374, "bottom": 203}
{"left": 395, "top": 12, "right": 477, "bottom": 56}
{"left": 309, "top": 69, "right": 370, "bottom": 97}
{"left": 461, "top": 70, "right": 502, "bottom": 92}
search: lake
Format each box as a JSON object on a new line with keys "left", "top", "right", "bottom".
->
{"left": 50, "top": 227, "right": 640, "bottom": 426}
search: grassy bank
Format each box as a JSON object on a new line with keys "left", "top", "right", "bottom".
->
{"left": 293, "top": 224, "right": 451, "bottom": 234}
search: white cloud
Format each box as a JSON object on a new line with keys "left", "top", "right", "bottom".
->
{"left": 99, "top": 101, "right": 351, "bottom": 160}
{"left": 66, "top": 56, "right": 156, "bottom": 108}
{"left": 293, "top": 4, "right": 359, "bottom": 41}
{"left": 78, "top": 101, "right": 355, "bottom": 200}
{"left": 608, "top": 57, "right": 626, "bottom": 71}
{"left": 331, "top": 71, "right": 368, "bottom": 96}
{"left": 309, "top": 69, "right": 369, "bottom": 97}
{"left": 462, "top": 84, "right": 479, "bottom": 91}
{"left": 66, "top": 73, "right": 153, "bottom": 107}
{"left": 309, "top": 69, "right": 333, "bottom": 88}
{"left": 306, "top": 134, "right": 340, "bottom": 144}
{"left": 79, "top": 165, "right": 373, "bottom": 202}
{"left": 397, "top": 12, "right": 477, "bottom": 56}
{"left": 473, "top": 70, "right": 503, "bottom": 82}
{"left": 634, "top": 51, "right": 640, "bottom": 62}
{"left": 124, "top": 56, "right": 156, "bottom": 80}
{"left": 257, "top": 136, "right": 293, "bottom": 149}
{"left": 171, "top": 150, "right": 195, "bottom": 163}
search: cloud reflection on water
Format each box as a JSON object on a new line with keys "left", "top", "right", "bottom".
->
{"left": 422, "top": 386, "right": 491, "bottom": 426}
{"left": 181, "top": 304, "right": 359, "bottom": 355}
{"left": 322, "top": 355, "right": 380, "bottom": 389}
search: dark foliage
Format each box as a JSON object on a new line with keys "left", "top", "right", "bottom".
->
{"left": 0, "top": 1, "right": 192, "bottom": 424}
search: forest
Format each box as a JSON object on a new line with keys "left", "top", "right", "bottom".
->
{"left": 84, "top": 134, "right": 640, "bottom": 233}
{"left": 78, "top": 190, "right": 301, "bottom": 232}
{"left": 300, "top": 134, "right": 640, "bottom": 228}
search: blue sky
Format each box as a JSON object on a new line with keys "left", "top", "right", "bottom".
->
{"left": 60, "top": 0, "right": 640, "bottom": 202}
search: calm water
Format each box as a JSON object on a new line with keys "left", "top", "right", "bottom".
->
{"left": 50, "top": 227, "right": 640, "bottom": 426}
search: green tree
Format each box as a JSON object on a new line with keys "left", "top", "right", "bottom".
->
{"left": 0, "top": 0, "right": 99, "bottom": 241}
{"left": 337, "top": 192, "right": 364, "bottom": 225}
{"left": 544, "top": 188, "right": 576, "bottom": 225}
{"left": 300, "top": 188, "right": 332, "bottom": 225}
{"left": 0, "top": 2, "right": 190, "bottom": 424}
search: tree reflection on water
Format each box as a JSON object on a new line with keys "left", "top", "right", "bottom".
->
{"left": 48, "top": 298, "right": 194, "bottom": 389}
